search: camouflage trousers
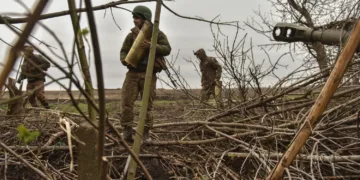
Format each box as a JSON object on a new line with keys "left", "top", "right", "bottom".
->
{"left": 120, "top": 70, "right": 157, "bottom": 128}
{"left": 27, "top": 80, "right": 48, "bottom": 107}
{"left": 201, "top": 84, "right": 224, "bottom": 108}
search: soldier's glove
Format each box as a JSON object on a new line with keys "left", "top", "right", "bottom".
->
{"left": 39, "top": 64, "right": 49, "bottom": 70}
{"left": 121, "top": 59, "right": 129, "bottom": 67}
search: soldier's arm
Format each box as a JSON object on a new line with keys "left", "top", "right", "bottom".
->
{"left": 156, "top": 31, "right": 171, "bottom": 56}
{"left": 120, "top": 33, "right": 133, "bottom": 65}
{"left": 212, "top": 58, "right": 222, "bottom": 80}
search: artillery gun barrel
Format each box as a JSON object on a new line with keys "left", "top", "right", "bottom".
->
{"left": 272, "top": 23, "right": 360, "bottom": 51}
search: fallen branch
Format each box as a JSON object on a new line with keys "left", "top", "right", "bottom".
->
{"left": 0, "top": 141, "right": 48, "bottom": 179}
{"left": 220, "top": 152, "right": 360, "bottom": 162}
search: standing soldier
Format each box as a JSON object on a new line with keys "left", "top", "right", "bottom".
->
{"left": 119, "top": 5, "right": 171, "bottom": 142}
{"left": 17, "top": 45, "right": 51, "bottom": 109}
{"left": 194, "top": 48, "right": 224, "bottom": 109}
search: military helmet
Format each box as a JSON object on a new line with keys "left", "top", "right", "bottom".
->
{"left": 23, "top": 45, "right": 34, "bottom": 55}
{"left": 132, "top": 5, "right": 152, "bottom": 21}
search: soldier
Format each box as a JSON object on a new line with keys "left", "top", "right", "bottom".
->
{"left": 17, "top": 45, "right": 51, "bottom": 109}
{"left": 119, "top": 5, "right": 171, "bottom": 142}
{"left": 194, "top": 48, "right": 224, "bottom": 109}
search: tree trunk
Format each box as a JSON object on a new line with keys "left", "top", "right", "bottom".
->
{"left": 76, "top": 121, "right": 99, "bottom": 180}
{"left": 7, "top": 78, "right": 24, "bottom": 115}
{"left": 67, "top": 0, "right": 99, "bottom": 179}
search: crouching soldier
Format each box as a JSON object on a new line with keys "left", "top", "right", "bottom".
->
{"left": 119, "top": 5, "right": 171, "bottom": 142}
{"left": 17, "top": 45, "right": 51, "bottom": 109}
{"left": 194, "top": 48, "right": 224, "bottom": 109}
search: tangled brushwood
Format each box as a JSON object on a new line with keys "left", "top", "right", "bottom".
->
{"left": 0, "top": 0, "right": 359, "bottom": 179}
{"left": 1, "top": 61, "right": 360, "bottom": 179}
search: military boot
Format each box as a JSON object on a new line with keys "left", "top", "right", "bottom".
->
{"left": 123, "top": 126, "right": 133, "bottom": 143}
{"left": 143, "top": 126, "right": 152, "bottom": 142}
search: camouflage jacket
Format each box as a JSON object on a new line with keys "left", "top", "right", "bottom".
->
{"left": 200, "top": 57, "right": 222, "bottom": 87}
{"left": 120, "top": 27, "right": 171, "bottom": 73}
{"left": 19, "top": 54, "right": 50, "bottom": 82}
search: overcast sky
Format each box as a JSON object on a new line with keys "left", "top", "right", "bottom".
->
{"left": 0, "top": 0, "right": 302, "bottom": 90}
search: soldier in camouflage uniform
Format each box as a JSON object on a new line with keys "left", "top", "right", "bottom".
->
{"left": 194, "top": 48, "right": 224, "bottom": 109}
{"left": 17, "top": 45, "right": 51, "bottom": 109}
{"left": 120, "top": 5, "right": 171, "bottom": 142}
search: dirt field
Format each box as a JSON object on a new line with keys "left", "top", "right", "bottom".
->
{"left": 1, "top": 87, "right": 318, "bottom": 103}
{"left": 1, "top": 88, "right": 200, "bottom": 102}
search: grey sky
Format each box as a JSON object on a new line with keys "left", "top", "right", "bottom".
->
{"left": 0, "top": 0, "right": 301, "bottom": 90}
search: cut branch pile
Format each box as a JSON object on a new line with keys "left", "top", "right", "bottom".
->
{"left": 149, "top": 77, "right": 360, "bottom": 179}
{"left": 1, "top": 69, "right": 360, "bottom": 179}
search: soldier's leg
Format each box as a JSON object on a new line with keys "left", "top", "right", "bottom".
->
{"left": 139, "top": 73, "right": 156, "bottom": 141}
{"left": 199, "top": 87, "right": 211, "bottom": 109}
{"left": 139, "top": 74, "right": 156, "bottom": 128}
{"left": 200, "top": 87, "right": 211, "bottom": 102}
{"left": 120, "top": 71, "right": 140, "bottom": 127}
{"left": 213, "top": 85, "right": 224, "bottom": 109}
{"left": 26, "top": 82, "right": 38, "bottom": 107}
{"left": 34, "top": 81, "right": 50, "bottom": 109}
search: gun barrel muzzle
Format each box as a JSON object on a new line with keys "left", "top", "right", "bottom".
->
{"left": 272, "top": 23, "right": 313, "bottom": 43}
{"left": 273, "top": 23, "right": 351, "bottom": 46}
